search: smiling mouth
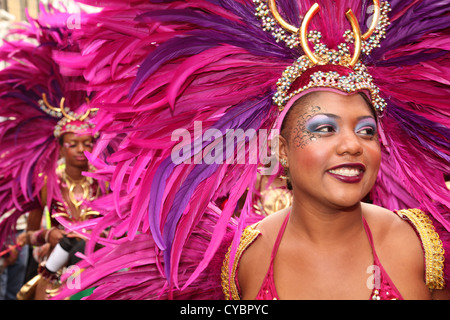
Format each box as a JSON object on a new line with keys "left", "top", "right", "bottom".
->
{"left": 327, "top": 167, "right": 363, "bottom": 177}
{"left": 326, "top": 163, "right": 365, "bottom": 183}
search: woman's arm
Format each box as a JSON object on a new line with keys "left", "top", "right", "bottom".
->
{"left": 23, "top": 208, "right": 64, "bottom": 247}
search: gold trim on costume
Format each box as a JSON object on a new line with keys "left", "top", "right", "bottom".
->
{"left": 396, "top": 208, "right": 445, "bottom": 290}
{"left": 221, "top": 225, "right": 261, "bottom": 300}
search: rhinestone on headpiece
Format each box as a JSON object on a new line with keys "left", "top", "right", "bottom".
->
{"left": 254, "top": 0, "right": 391, "bottom": 53}
{"left": 38, "top": 93, "right": 98, "bottom": 138}
{"left": 254, "top": 0, "right": 391, "bottom": 113}
{"left": 273, "top": 56, "right": 386, "bottom": 112}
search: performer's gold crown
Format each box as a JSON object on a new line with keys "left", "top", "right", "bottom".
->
{"left": 38, "top": 93, "right": 98, "bottom": 138}
{"left": 254, "top": 0, "right": 391, "bottom": 113}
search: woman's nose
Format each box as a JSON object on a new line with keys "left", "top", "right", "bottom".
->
{"left": 76, "top": 143, "right": 85, "bottom": 153}
{"left": 336, "top": 130, "right": 363, "bottom": 156}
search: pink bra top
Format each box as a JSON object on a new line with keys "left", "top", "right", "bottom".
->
{"left": 254, "top": 213, "right": 404, "bottom": 300}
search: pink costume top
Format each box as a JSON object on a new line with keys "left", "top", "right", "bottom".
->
{"left": 222, "top": 209, "right": 445, "bottom": 300}
{"left": 254, "top": 212, "right": 402, "bottom": 300}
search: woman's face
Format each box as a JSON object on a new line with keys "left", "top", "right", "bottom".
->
{"left": 60, "top": 133, "right": 94, "bottom": 169}
{"left": 279, "top": 91, "right": 381, "bottom": 209}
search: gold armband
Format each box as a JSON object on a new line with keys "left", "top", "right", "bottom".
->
{"left": 221, "top": 225, "right": 261, "bottom": 300}
{"left": 396, "top": 208, "right": 445, "bottom": 290}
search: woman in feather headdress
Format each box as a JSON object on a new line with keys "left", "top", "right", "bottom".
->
{"left": 51, "top": 0, "right": 448, "bottom": 300}
{"left": 0, "top": 5, "right": 108, "bottom": 299}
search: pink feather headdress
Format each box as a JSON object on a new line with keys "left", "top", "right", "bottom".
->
{"left": 52, "top": 0, "right": 449, "bottom": 299}
{"left": 0, "top": 5, "right": 99, "bottom": 244}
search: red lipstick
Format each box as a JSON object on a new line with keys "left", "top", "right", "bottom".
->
{"left": 326, "top": 163, "right": 366, "bottom": 184}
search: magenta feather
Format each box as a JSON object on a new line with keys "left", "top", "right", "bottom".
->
{"left": 43, "top": 0, "right": 450, "bottom": 299}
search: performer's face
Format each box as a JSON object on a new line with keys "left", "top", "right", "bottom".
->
{"left": 60, "top": 133, "right": 94, "bottom": 168}
{"left": 279, "top": 91, "right": 381, "bottom": 208}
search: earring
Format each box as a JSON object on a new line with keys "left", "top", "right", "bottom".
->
{"left": 279, "top": 158, "right": 289, "bottom": 181}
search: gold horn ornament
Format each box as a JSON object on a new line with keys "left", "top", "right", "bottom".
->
{"left": 268, "top": 1, "right": 381, "bottom": 67}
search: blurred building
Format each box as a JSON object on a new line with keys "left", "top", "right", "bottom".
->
{"left": 0, "top": 0, "right": 95, "bottom": 22}
{"left": 0, "top": 0, "right": 40, "bottom": 21}
{"left": 0, "top": 0, "right": 100, "bottom": 35}
{"left": 0, "top": 0, "right": 100, "bottom": 69}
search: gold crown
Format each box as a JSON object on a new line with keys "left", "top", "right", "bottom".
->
{"left": 254, "top": 0, "right": 391, "bottom": 112}
{"left": 38, "top": 93, "right": 98, "bottom": 137}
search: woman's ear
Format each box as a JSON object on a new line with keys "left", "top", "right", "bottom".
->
{"left": 277, "top": 134, "right": 289, "bottom": 168}
{"left": 277, "top": 133, "right": 293, "bottom": 190}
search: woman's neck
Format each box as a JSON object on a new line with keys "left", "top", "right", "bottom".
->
{"left": 64, "top": 164, "right": 87, "bottom": 181}
{"left": 287, "top": 197, "right": 364, "bottom": 247}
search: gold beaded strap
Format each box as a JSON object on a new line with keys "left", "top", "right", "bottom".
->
{"left": 221, "top": 225, "right": 261, "bottom": 300}
{"left": 396, "top": 208, "right": 445, "bottom": 289}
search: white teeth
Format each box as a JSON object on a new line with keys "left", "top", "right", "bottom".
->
{"left": 328, "top": 168, "right": 362, "bottom": 177}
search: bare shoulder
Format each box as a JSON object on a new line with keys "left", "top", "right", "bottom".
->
{"left": 363, "top": 204, "right": 423, "bottom": 252}
{"left": 362, "top": 203, "right": 430, "bottom": 299}
{"left": 362, "top": 203, "right": 423, "bottom": 262}
{"left": 362, "top": 203, "right": 419, "bottom": 244}
{"left": 237, "top": 208, "right": 289, "bottom": 299}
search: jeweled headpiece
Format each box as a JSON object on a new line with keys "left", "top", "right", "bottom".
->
{"left": 38, "top": 93, "right": 98, "bottom": 138}
{"left": 45, "top": 0, "right": 449, "bottom": 300}
{"left": 255, "top": 0, "right": 391, "bottom": 113}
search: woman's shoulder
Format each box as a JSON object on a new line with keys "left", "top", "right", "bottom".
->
{"left": 254, "top": 207, "right": 290, "bottom": 234}
{"left": 362, "top": 203, "right": 418, "bottom": 242}
{"left": 362, "top": 203, "right": 432, "bottom": 298}
{"left": 362, "top": 203, "right": 423, "bottom": 259}
{"left": 223, "top": 208, "right": 289, "bottom": 299}
{"left": 239, "top": 207, "right": 290, "bottom": 264}
{"left": 362, "top": 204, "right": 441, "bottom": 254}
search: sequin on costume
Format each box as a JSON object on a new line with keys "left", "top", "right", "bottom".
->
{"left": 222, "top": 209, "right": 446, "bottom": 300}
